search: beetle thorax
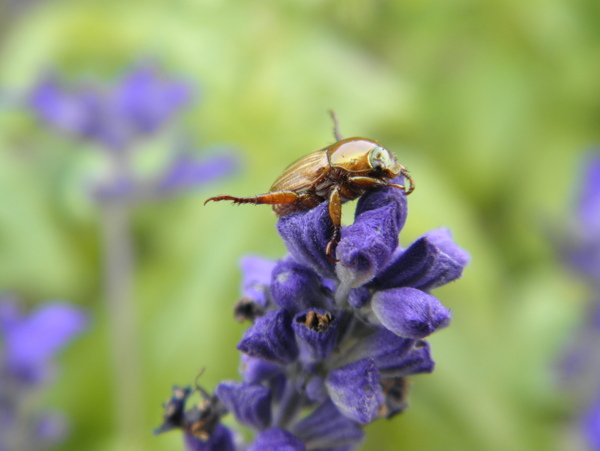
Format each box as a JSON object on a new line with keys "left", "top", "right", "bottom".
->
{"left": 327, "top": 138, "right": 400, "bottom": 178}
{"left": 327, "top": 138, "right": 379, "bottom": 173}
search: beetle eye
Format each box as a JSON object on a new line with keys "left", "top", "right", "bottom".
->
{"left": 369, "top": 146, "right": 391, "bottom": 170}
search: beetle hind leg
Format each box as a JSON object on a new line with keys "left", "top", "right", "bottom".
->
{"left": 205, "top": 191, "right": 303, "bottom": 208}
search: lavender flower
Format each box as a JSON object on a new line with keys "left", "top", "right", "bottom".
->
{"left": 30, "top": 64, "right": 190, "bottom": 151}
{"left": 0, "top": 296, "right": 87, "bottom": 450}
{"left": 559, "top": 154, "right": 600, "bottom": 450}
{"left": 157, "top": 180, "right": 468, "bottom": 450}
{"left": 29, "top": 64, "right": 238, "bottom": 203}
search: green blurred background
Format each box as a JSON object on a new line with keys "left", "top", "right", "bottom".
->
{"left": 1, "top": 0, "right": 599, "bottom": 450}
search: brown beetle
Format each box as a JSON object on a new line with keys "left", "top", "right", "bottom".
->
{"left": 205, "top": 114, "right": 414, "bottom": 262}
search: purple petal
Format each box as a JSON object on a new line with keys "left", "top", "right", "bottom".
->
{"left": 35, "top": 412, "right": 68, "bottom": 444}
{"left": 239, "top": 255, "right": 277, "bottom": 309}
{"left": 347, "top": 287, "right": 371, "bottom": 310}
{"left": 372, "top": 228, "right": 469, "bottom": 291}
{"left": 339, "top": 327, "right": 415, "bottom": 369}
{"left": 336, "top": 202, "right": 400, "bottom": 288}
{"left": 271, "top": 261, "right": 331, "bottom": 314}
{"left": 326, "top": 358, "right": 383, "bottom": 424}
{"left": 304, "top": 375, "right": 328, "bottom": 403}
{"left": 184, "top": 425, "right": 235, "bottom": 451}
{"left": 0, "top": 297, "right": 20, "bottom": 329}
{"left": 578, "top": 153, "right": 600, "bottom": 235}
{"left": 247, "top": 427, "right": 306, "bottom": 451}
{"left": 29, "top": 76, "right": 98, "bottom": 138}
{"left": 354, "top": 177, "right": 408, "bottom": 228}
{"left": 371, "top": 287, "right": 450, "bottom": 339}
{"left": 114, "top": 64, "right": 192, "bottom": 134}
{"left": 239, "top": 354, "right": 282, "bottom": 384}
{"left": 237, "top": 309, "right": 299, "bottom": 365}
{"left": 583, "top": 395, "right": 600, "bottom": 451}
{"left": 3, "top": 302, "right": 87, "bottom": 383}
{"left": 158, "top": 152, "right": 238, "bottom": 193}
{"left": 215, "top": 381, "right": 272, "bottom": 430}
{"left": 378, "top": 340, "right": 435, "bottom": 377}
{"left": 293, "top": 400, "right": 364, "bottom": 449}
{"left": 277, "top": 203, "right": 335, "bottom": 279}
{"left": 292, "top": 309, "right": 339, "bottom": 361}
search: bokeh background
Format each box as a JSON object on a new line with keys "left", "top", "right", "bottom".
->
{"left": 1, "top": 0, "right": 599, "bottom": 450}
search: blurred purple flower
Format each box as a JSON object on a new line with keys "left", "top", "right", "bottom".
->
{"left": 564, "top": 154, "right": 600, "bottom": 283}
{"left": 558, "top": 153, "right": 600, "bottom": 450}
{"left": 583, "top": 396, "right": 600, "bottom": 451}
{"left": 157, "top": 182, "right": 468, "bottom": 449}
{"left": 0, "top": 298, "right": 87, "bottom": 384}
{"left": 30, "top": 64, "right": 192, "bottom": 151}
{"left": 0, "top": 296, "right": 87, "bottom": 450}
{"left": 28, "top": 64, "right": 239, "bottom": 203}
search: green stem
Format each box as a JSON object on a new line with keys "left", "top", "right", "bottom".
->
{"left": 100, "top": 151, "right": 144, "bottom": 449}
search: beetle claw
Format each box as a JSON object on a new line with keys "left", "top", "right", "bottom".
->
{"left": 326, "top": 240, "right": 340, "bottom": 263}
{"left": 400, "top": 170, "right": 415, "bottom": 195}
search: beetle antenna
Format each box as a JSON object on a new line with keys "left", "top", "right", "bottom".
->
{"left": 328, "top": 110, "right": 343, "bottom": 142}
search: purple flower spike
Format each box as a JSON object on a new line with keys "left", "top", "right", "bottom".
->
{"left": 372, "top": 228, "right": 469, "bottom": 291}
{"left": 1, "top": 301, "right": 87, "bottom": 383}
{"left": 30, "top": 64, "right": 192, "bottom": 151}
{"left": 271, "top": 261, "right": 330, "bottom": 313}
{"left": 184, "top": 425, "right": 235, "bottom": 451}
{"left": 277, "top": 203, "right": 335, "bottom": 279}
{"left": 292, "top": 309, "right": 339, "bottom": 361}
{"left": 239, "top": 256, "right": 277, "bottom": 309}
{"left": 247, "top": 427, "right": 306, "bottom": 451}
{"left": 157, "top": 137, "right": 468, "bottom": 447}
{"left": 215, "top": 381, "right": 272, "bottom": 430}
{"left": 372, "top": 287, "right": 451, "bottom": 339}
{"left": 237, "top": 309, "right": 299, "bottom": 365}
{"left": 326, "top": 358, "right": 383, "bottom": 424}
{"left": 293, "top": 400, "right": 364, "bottom": 449}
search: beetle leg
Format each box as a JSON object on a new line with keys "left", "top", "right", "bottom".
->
{"left": 400, "top": 169, "right": 415, "bottom": 195}
{"left": 347, "top": 175, "right": 413, "bottom": 195}
{"left": 204, "top": 191, "right": 301, "bottom": 206}
{"left": 326, "top": 186, "right": 342, "bottom": 263}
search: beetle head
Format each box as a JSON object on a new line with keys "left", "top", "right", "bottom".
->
{"left": 369, "top": 145, "right": 403, "bottom": 178}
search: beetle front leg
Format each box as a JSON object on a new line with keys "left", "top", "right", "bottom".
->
{"left": 204, "top": 191, "right": 301, "bottom": 206}
{"left": 346, "top": 176, "right": 411, "bottom": 194}
{"left": 326, "top": 186, "right": 342, "bottom": 263}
